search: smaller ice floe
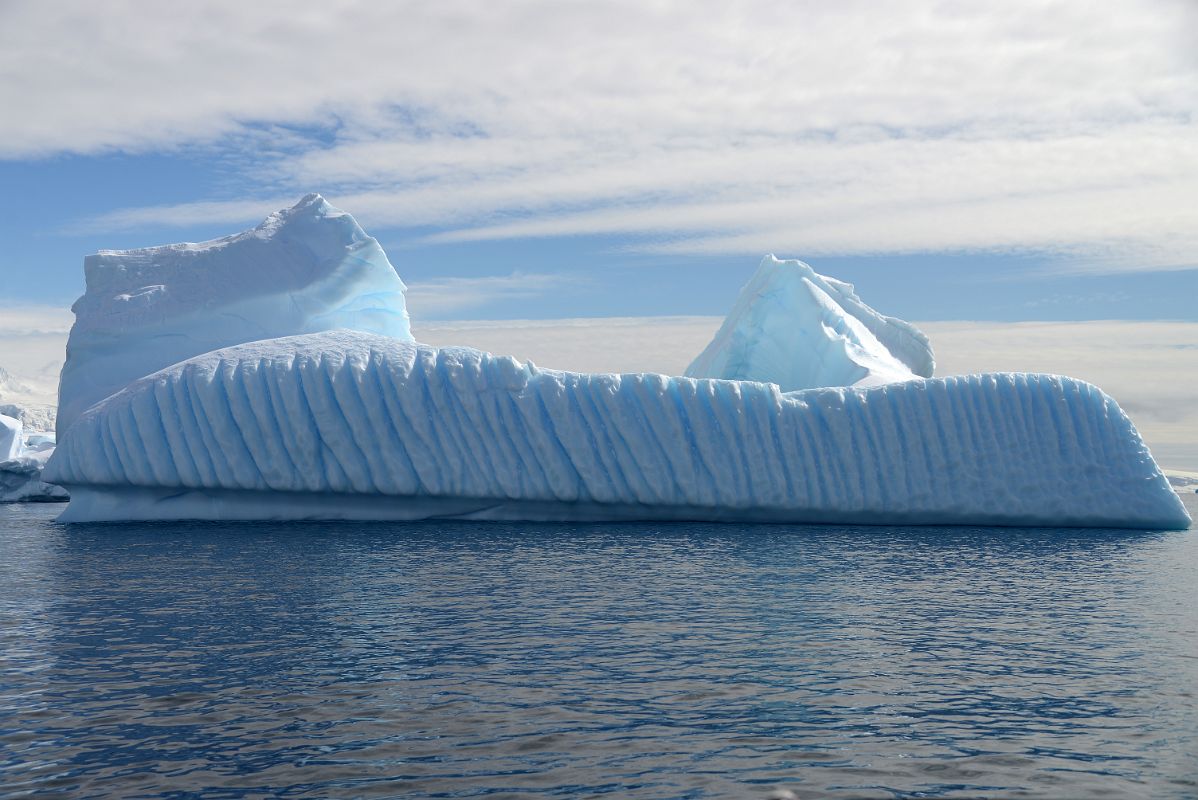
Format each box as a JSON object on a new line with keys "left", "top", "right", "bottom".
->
{"left": 56, "top": 194, "right": 412, "bottom": 435}
{"left": 1, "top": 414, "right": 67, "bottom": 503}
{"left": 686, "top": 255, "right": 933, "bottom": 391}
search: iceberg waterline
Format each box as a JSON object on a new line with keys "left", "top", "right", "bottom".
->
{"left": 46, "top": 332, "right": 1189, "bottom": 528}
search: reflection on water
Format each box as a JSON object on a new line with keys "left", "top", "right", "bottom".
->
{"left": 1, "top": 498, "right": 1196, "bottom": 798}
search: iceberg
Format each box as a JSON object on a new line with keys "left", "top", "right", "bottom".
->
{"left": 45, "top": 331, "right": 1188, "bottom": 528}
{"left": 0, "top": 413, "right": 20, "bottom": 461}
{"left": 44, "top": 198, "right": 1190, "bottom": 529}
{"left": 686, "top": 256, "right": 933, "bottom": 390}
{"left": 56, "top": 194, "right": 411, "bottom": 435}
{"left": 1, "top": 413, "right": 67, "bottom": 503}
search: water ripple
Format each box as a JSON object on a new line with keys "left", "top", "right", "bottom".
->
{"left": 1, "top": 496, "right": 1196, "bottom": 798}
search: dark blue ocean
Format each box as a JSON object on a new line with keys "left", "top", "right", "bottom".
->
{"left": 2, "top": 496, "right": 1196, "bottom": 799}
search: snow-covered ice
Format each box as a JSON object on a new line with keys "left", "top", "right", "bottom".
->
{"left": 56, "top": 194, "right": 411, "bottom": 435}
{"left": 686, "top": 256, "right": 933, "bottom": 390}
{"left": 45, "top": 331, "right": 1189, "bottom": 528}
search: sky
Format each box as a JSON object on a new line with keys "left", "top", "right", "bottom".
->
{"left": 0, "top": 0, "right": 1195, "bottom": 322}
{"left": 0, "top": 0, "right": 1195, "bottom": 464}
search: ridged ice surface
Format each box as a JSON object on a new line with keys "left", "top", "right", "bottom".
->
{"left": 46, "top": 331, "right": 1189, "bottom": 528}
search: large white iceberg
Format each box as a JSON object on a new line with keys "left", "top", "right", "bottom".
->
{"left": 56, "top": 194, "right": 411, "bottom": 435}
{"left": 44, "top": 332, "right": 1188, "bottom": 528}
{"left": 44, "top": 198, "right": 1190, "bottom": 529}
{"left": 686, "top": 256, "right": 934, "bottom": 390}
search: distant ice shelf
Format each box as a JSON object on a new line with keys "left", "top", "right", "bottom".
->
{"left": 45, "top": 332, "right": 1190, "bottom": 529}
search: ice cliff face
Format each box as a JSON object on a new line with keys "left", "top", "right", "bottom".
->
{"left": 56, "top": 194, "right": 412, "bottom": 435}
{"left": 45, "top": 331, "right": 1189, "bottom": 529}
{"left": 686, "top": 256, "right": 934, "bottom": 391}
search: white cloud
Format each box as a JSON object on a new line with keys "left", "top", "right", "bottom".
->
{"left": 405, "top": 272, "right": 576, "bottom": 318}
{"left": 5, "top": 0, "right": 1197, "bottom": 270}
{"left": 0, "top": 305, "right": 73, "bottom": 398}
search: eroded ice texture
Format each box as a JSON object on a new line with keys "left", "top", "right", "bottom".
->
{"left": 45, "top": 331, "right": 1189, "bottom": 529}
{"left": 56, "top": 195, "right": 411, "bottom": 435}
{"left": 686, "top": 256, "right": 934, "bottom": 391}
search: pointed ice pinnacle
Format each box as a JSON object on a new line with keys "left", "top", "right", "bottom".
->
{"left": 686, "top": 255, "right": 934, "bottom": 391}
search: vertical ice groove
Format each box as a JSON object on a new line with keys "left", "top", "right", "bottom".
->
{"left": 199, "top": 359, "right": 262, "bottom": 489}
{"left": 225, "top": 360, "right": 286, "bottom": 490}
{"left": 545, "top": 373, "right": 609, "bottom": 502}
{"left": 560, "top": 376, "right": 618, "bottom": 500}
{"left": 329, "top": 352, "right": 392, "bottom": 494}
{"left": 574, "top": 376, "right": 632, "bottom": 503}
{"left": 487, "top": 359, "right": 547, "bottom": 498}
{"left": 707, "top": 381, "right": 755, "bottom": 505}
{"left": 257, "top": 354, "right": 307, "bottom": 491}
{"left": 272, "top": 354, "right": 325, "bottom": 492}
{"left": 736, "top": 384, "right": 782, "bottom": 506}
{"left": 850, "top": 391, "right": 890, "bottom": 511}
{"left": 127, "top": 383, "right": 175, "bottom": 486}
{"left": 242, "top": 357, "right": 300, "bottom": 490}
{"left": 980, "top": 375, "right": 1021, "bottom": 507}
{"left": 153, "top": 376, "right": 201, "bottom": 487}
{"left": 686, "top": 383, "right": 725, "bottom": 503}
{"left": 637, "top": 374, "right": 701, "bottom": 503}
{"left": 361, "top": 348, "right": 422, "bottom": 495}
{"left": 97, "top": 411, "right": 124, "bottom": 486}
{"left": 805, "top": 390, "right": 854, "bottom": 511}
{"left": 603, "top": 373, "right": 658, "bottom": 504}
{"left": 433, "top": 348, "right": 500, "bottom": 495}
{"left": 454, "top": 355, "right": 510, "bottom": 495}
{"left": 173, "top": 367, "right": 219, "bottom": 487}
{"left": 904, "top": 383, "right": 944, "bottom": 506}
{"left": 765, "top": 388, "right": 801, "bottom": 506}
{"left": 390, "top": 347, "right": 452, "bottom": 495}
{"left": 323, "top": 352, "right": 374, "bottom": 493}
{"left": 291, "top": 354, "right": 339, "bottom": 491}
{"left": 784, "top": 396, "right": 827, "bottom": 510}
{"left": 946, "top": 378, "right": 985, "bottom": 508}
{"left": 475, "top": 384, "right": 531, "bottom": 499}
{"left": 304, "top": 350, "right": 370, "bottom": 493}
{"left": 666, "top": 379, "right": 719, "bottom": 505}
{"left": 597, "top": 376, "right": 644, "bottom": 503}
{"left": 526, "top": 376, "right": 584, "bottom": 502}
{"left": 416, "top": 348, "right": 469, "bottom": 494}
{"left": 617, "top": 376, "right": 680, "bottom": 505}
{"left": 438, "top": 352, "right": 512, "bottom": 500}
{"left": 1076, "top": 383, "right": 1111, "bottom": 477}
{"left": 870, "top": 385, "right": 914, "bottom": 508}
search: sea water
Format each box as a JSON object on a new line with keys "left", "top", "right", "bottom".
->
{"left": 2, "top": 495, "right": 1196, "bottom": 799}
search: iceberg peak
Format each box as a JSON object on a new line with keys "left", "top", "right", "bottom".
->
{"left": 57, "top": 195, "right": 412, "bottom": 435}
{"left": 686, "top": 255, "right": 934, "bottom": 392}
